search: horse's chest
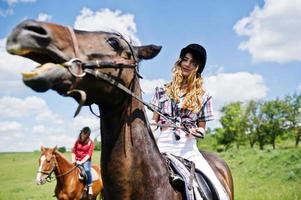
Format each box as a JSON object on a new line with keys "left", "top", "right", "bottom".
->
{"left": 57, "top": 188, "right": 81, "bottom": 200}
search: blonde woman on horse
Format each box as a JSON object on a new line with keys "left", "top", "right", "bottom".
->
{"left": 151, "top": 43, "right": 229, "bottom": 200}
{"left": 72, "top": 127, "right": 94, "bottom": 198}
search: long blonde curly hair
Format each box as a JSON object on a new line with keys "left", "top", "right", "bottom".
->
{"left": 165, "top": 59, "right": 205, "bottom": 113}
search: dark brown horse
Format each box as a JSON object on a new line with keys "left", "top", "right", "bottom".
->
{"left": 7, "top": 20, "right": 233, "bottom": 200}
{"left": 36, "top": 146, "right": 103, "bottom": 200}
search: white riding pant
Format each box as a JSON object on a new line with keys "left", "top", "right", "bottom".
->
{"left": 155, "top": 129, "right": 229, "bottom": 200}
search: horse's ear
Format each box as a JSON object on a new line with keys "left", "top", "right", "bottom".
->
{"left": 53, "top": 146, "right": 57, "bottom": 152}
{"left": 135, "top": 45, "right": 162, "bottom": 60}
{"left": 41, "top": 145, "right": 45, "bottom": 152}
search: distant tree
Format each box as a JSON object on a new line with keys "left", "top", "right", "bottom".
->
{"left": 214, "top": 127, "right": 233, "bottom": 150}
{"left": 260, "top": 99, "right": 287, "bottom": 149}
{"left": 220, "top": 102, "right": 247, "bottom": 149}
{"left": 284, "top": 94, "right": 301, "bottom": 147}
{"left": 58, "top": 146, "right": 66, "bottom": 153}
{"left": 244, "top": 100, "right": 261, "bottom": 148}
{"left": 94, "top": 137, "right": 101, "bottom": 151}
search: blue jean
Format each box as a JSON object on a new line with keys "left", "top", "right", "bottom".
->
{"left": 83, "top": 161, "right": 92, "bottom": 186}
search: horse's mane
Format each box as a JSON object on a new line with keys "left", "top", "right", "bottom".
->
{"left": 54, "top": 150, "right": 72, "bottom": 165}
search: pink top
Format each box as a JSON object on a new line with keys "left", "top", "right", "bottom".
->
{"left": 72, "top": 139, "right": 94, "bottom": 161}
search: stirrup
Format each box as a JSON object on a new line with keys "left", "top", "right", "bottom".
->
{"left": 79, "top": 174, "right": 84, "bottom": 180}
{"left": 79, "top": 171, "right": 85, "bottom": 180}
{"left": 78, "top": 165, "right": 87, "bottom": 180}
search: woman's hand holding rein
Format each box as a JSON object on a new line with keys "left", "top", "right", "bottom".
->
{"left": 188, "top": 127, "right": 205, "bottom": 138}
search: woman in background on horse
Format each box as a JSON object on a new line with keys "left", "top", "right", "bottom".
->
{"left": 151, "top": 43, "right": 229, "bottom": 200}
{"left": 72, "top": 126, "right": 94, "bottom": 197}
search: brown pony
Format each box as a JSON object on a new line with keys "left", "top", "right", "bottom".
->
{"left": 36, "top": 146, "right": 103, "bottom": 200}
{"left": 7, "top": 20, "right": 233, "bottom": 199}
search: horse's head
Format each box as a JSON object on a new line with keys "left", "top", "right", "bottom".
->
{"left": 36, "top": 146, "right": 57, "bottom": 185}
{"left": 6, "top": 19, "right": 161, "bottom": 107}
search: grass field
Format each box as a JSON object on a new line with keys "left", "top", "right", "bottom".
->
{"left": 0, "top": 151, "right": 100, "bottom": 200}
{"left": 0, "top": 144, "right": 300, "bottom": 200}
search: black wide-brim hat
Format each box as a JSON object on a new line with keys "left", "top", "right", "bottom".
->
{"left": 179, "top": 43, "right": 207, "bottom": 74}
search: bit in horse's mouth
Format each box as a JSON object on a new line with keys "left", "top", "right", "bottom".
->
{"left": 9, "top": 49, "right": 66, "bottom": 80}
{"left": 7, "top": 45, "right": 67, "bottom": 80}
{"left": 22, "top": 63, "right": 64, "bottom": 80}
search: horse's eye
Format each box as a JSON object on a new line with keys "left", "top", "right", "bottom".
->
{"left": 107, "top": 38, "right": 120, "bottom": 50}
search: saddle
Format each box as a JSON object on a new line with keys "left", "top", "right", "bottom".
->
{"left": 78, "top": 165, "right": 88, "bottom": 181}
{"left": 163, "top": 153, "right": 219, "bottom": 200}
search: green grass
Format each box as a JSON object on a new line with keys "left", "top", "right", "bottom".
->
{"left": 0, "top": 151, "right": 100, "bottom": 200}
{"left": 198, "top": 137, "right": 301, "bottom": 200}
{"left": 0, "top": 144, "right": 300, "bottom": 200}
{"left": 221, "top": 147, "right": 301, "bottom": 200}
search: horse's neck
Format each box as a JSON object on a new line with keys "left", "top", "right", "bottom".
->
{"left": 54, "top": 151, "right": 74, "bottom": 178}
{"left": 100, "top": 82, "right": 169, "bottom": 191}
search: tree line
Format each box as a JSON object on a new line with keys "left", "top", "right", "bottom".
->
{"left": 78, "top": 93, "right": 301, "bottom": 152}
{"left": 210, "top": 93, "right": 301, "bottom": 150}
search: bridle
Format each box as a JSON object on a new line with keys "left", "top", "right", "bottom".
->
{"left": 64, "top": 26, "right": 193, "bottom": 136}
{"left": 37, "top": 153, "right": 78, "bottom": 183}
{"left": 66, "top": 26, "right": 140, "bottom": 78}
{"left": 62, "top": 26, "right": 144, "bottom": 117}
{"left": 37, "top": 162, "right": 56, "bottom": 182}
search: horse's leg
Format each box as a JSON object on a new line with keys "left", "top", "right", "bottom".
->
{"left": 91, "top": 165, "right": 103, "bottom": 198}
{"left": 201, "top": 151, "right": 234, "bottom": 200}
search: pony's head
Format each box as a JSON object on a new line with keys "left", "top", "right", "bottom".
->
{"left": 36, "top": 146, "right": 57, "bottom": 185}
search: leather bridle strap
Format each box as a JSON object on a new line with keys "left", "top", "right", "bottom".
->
{"left": 63, "top": 58, "right": 137, "bottom": 71}
{"left": 55, "top": 164, "right": 78, "bottom": 178}
{"left": 84, "top": 68, "right": 190, "bottom": 135}
{"left": 67, "top": 26, "right": 80, "bottom": 57}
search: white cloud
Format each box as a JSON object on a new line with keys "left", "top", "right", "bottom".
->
{"left": 0, "top": 96, "right": 63, "bottom": 124}
{"left": 32, "top": 124, "right": 48, "bottom": 134}
{"left": 0, "top": 38, "right": 37, "bottom": 94}
{"left": 70, "top": 115, "right": 99, "bottom": 134}
{"left": 141, "top": 79, "right": 167, "bottom": 95}
{"left": 0, "top": 121, "right": 22, "bottom": 132}
{"left": 32, "top": 115, "right": 100, "bottom": 150}
{"left": 4, "top": 0, "right": 36, "bottom": 5}
{"left": 0, "top": 112, "right": 99, "bottom": 152}
{"left": 205, "top": 72, "right": 268, "bottom": 128}
{"left": 0, "top": 129, "right": 74, "bottom": 152}
{"left": 0, "top": 8, "right": 13, "bottom": 17}
{"left": 0, "top": 121, "right": 24, "bottom": 150}
{"left": 205, "top": 72, "right": 268, "bottom": 104}
{"left": 0, "top": 96, "right": 46, "bottom": 118}
{"left": 74, "top": 7, "right": 140, "bottom": 45}
{"left": 234, "top": 0, "right": 301, "bottom": 63}
{"left": 37, "top": 13, "right": 52, "bottom": 21}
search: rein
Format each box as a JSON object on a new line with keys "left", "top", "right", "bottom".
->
{"left": 37, "top": 165, "right": 56, "bottom": 182}
{"left": 65, "top": 26, "right": 190, "bottom": 134}
{"left": 38, "top": 154, "right": 79, "bottom": 183}
{"left": 84, "top": 66, "right": 195, "bottom": 136}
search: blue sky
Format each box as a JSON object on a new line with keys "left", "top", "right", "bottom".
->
{"left": 0, "top": 0, "right": 300, "bottom": 151}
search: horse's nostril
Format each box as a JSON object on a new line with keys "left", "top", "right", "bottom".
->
{"left": 24, "top": 25, "right": 47, "bottom": 35}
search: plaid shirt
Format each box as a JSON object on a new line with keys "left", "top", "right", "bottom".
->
{"left": 151, "top": 86, "right": 214, "bottom": 130}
